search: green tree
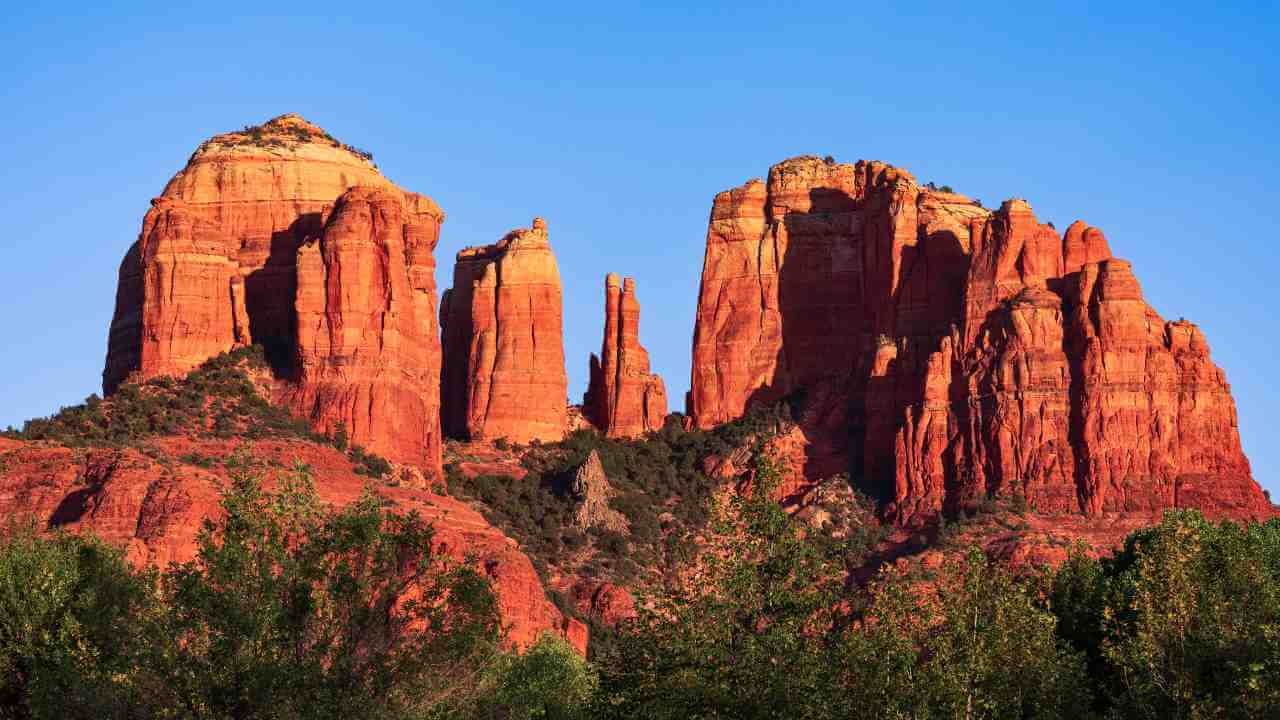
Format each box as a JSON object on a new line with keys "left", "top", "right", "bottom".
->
{"left": 593, "top": 451, "right": 866, "bottom": 719}
{"left": 478, "top": 634, "right": 597, "bottom": 720}
{"left": 163, "top": 461, "right": 503, "bottom": 719}
{"left": 1047, "top": 511, "right": 1280, "bottom": 719}
{"left": 846, "top": 549, "right": 1093, "bottom": 719}
{"left": 0, "top": 521, "right": 163, "bottom": 719}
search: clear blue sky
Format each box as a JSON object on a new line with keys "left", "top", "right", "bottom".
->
{"left": 1, "top": 2, "right": 1276, "bottom": 497}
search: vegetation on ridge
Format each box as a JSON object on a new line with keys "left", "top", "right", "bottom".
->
{"left": 443, "top": 400, "right": 820, "bottom": 588}
{"left": 205, "top": 115, "right": 376, "bottom": 163}
{"left": 3, "top": 443, "right": 1276, "bottom": 718}
{"left": 1, "top": 346, "right": 394, "bottom": 479}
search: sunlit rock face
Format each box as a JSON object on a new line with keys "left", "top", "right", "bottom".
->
{"left": 104, "top": 114, "right": 444, "bottom": 472}
{"left": 440, "top": 217, "right": 568, "bottom": 444}
{"left": 584, "top": 274, "right": 668, "bottom": 438}
{"left": 689, "top": 156, "right": 1269, "bottom": 526}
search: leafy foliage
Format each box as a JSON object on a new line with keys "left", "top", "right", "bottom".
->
{"left": 0, "top": 461, "right": 531, "bottom": 719}
{"left": 593, "top": 451, "right": 865, "bottom": 718}
{"left": 593, "top": 449, "right": 1091, "bottom": 719}
{"left": 162, "top": 463, "right": 501, "bottom": 719}
{"left": 3, "top": 346, "right": 318, "bottom": 447}
{"left": 1045, "top": 510, "right": 1280, "bottom": 718}
{"left": 474, "top": 634, "right": 597, "bottom": 720}
{"left": 0, "top": 522, "right": 161, "bottom": 719}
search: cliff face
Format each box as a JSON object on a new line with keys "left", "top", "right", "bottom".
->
{"left": 103, "top": 114, "right": 443, "bottom": 472}
{"left": 689, "top": 156, "right": 1270, "bottom": 525}
{"left": 292, "top": 186, "right": 443, "bottom": 469}
{"left": 583, "top": 274, "right": 668, "bottom": 437}
{"left": 440, "top": 218, "right": 568, "bottom": 443}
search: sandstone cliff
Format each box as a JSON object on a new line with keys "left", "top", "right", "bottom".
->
{"left": 583, "top": 274, "right": 668, "bottom": 437}
{"left": 440, "top": 218, "right": 568, "bottom": 443}
{"left": 103, "top": 114, "right": 443, "bottom": 472}
{"left": 291, "top": 186, "right": 443, "bottom": 469}
{"left": 689, "top": 156, "right": 1270, "bottom": 526}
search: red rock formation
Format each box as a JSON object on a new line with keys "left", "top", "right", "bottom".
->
{"left": 583, "top": 274, "right": 668, "bottom": 437}
{"left": 0, "top": 436, "right": 582, "bottom": 652}
{"left": 291, "top": 186, "right": 443, "bottom": 469}
{"left": 440, "top": 218, "right": 568, "bottom": 443}
{"left": 689, "top": 156, "right": 1272, "bottom": 526}
{"left": 103, "top": 114, "right": 443, "bottom": 472}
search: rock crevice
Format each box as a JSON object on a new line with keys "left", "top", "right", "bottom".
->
{"left": 103, "top": 114, "right": 444, "bottom": 474}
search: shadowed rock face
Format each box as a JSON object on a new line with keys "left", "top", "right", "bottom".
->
{"left": 440, "top": 218, "right": 568, "bottom": 444}
{"left": 689, "top": 156, "right": 1271, "bottom": 526}
{"left": 571, "top": 450, "right": 629, "bottom": 533}
{"left": 103, "top": 114, "right": 444, "bottom": 473}
{"left": 583, "top": 274, "right": 668, "bottom": 437}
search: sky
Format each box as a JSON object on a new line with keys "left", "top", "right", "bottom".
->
{"left": 1, "top": 2, "right": 1276, "bottom": 497}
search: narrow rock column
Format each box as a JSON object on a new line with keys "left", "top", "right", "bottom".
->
{"left": 584, "top": 274, "right": 668, "bottom": 437}
{"left": 440, "top": 218, "right": 568, "bottom": 443}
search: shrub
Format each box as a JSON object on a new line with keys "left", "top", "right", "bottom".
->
{"left": 348, "top": 444, "right": 392, "bottom": 479}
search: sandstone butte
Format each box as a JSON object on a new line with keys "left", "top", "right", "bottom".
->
{"left": 440, "top": 218, "right": 568, "bottom": 443}
{"left": 688, "top": 155, "right": 1273, "bottom": 526}
{"left": 0, "top": 436, "right": 586, "bottom": 652}
{"left": 103, "top": 114, "right": 444, "bottom": 474}
{"left": 583, "top": 274, "right": 669, "bottom": 437}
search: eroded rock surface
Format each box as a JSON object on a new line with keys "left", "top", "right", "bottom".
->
{"left": 571, "top": 450, "right": 628, "bottom": 533}
{"left": 689, "top": 156, "right": 1271, "bottom": 526}
{"left": 291, "top": 186, "right": 443, "bottom": 469}
{"left": 440, "top": 218, "right": 568, "bottom": 443}
{"left": 0, "top": 437, "right": 581, "bottom": 652}
{"left": 103, "top": 114, "right": 444, "bottom": 472}
{"left": 583, "top": 274, "right": 668, "bottom": 437}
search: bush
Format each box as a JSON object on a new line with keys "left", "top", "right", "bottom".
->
{"left": 162, "top": 463, "right": 503, "bottom": 719}
{"left": 594, "top": 450, "right": 1092, "bottom": 719}
{"left": 0, "top": 463, "right": 508, "bottom": 719}
{"left": 479, "top": 634, "right": 597, "bottom": 720}
{"left": 348, "top": 444, "right": 392, "bottom": 479}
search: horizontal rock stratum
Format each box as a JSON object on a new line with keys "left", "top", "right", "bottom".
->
{"left": 103, "top": 114, "right": 444, "bottom": 473}
{"left": 689, "top": 156, "right": 1271, "bottom": 525}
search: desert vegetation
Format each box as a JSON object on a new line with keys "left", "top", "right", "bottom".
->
{"left": 2, "top": 443, "right": 1276, "bottom": 719}
{"left": 444, "top": 400, "right": 808, "bottom": 588}
{"left": 2, "top": 347, "right": 395, "bottom": 479}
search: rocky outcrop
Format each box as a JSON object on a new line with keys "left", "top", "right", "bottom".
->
{"left": 571, "top": 450, "right": 628, "bottom": 533}
{"left": 583, "top": 274, "right": 668, "bottom": 437}
{"left": 291, "top": 186, "right": 443, "bottom": 469}
{"left": 103, "top": 114, "right": 444, "bottom": 473}
{"left": 0, "top": 436, "right": 582, "bottom": 652}
{"left": 440, "top": 218, "right": 567, "bottom": 443}
{"left": 689, "top": 156, "right": 1271, "bottom": 526}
